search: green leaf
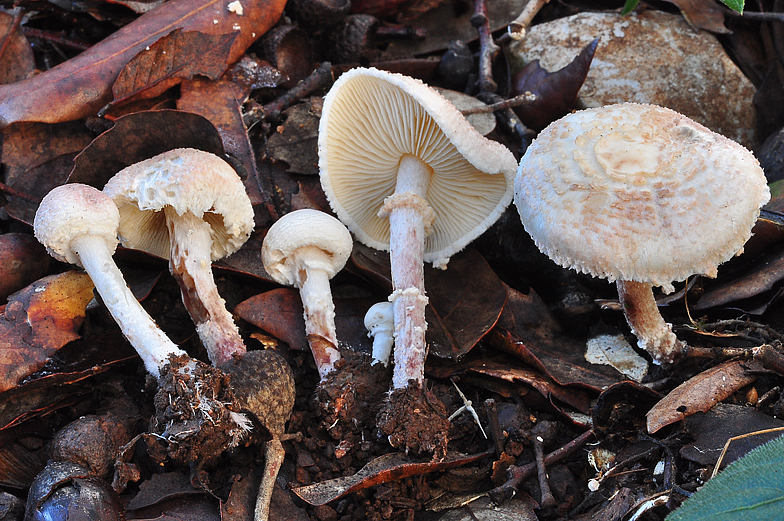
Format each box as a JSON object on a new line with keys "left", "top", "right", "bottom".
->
{"left": 719, "top": 0, "right": 744, "bottom": 13}
{"left": 666, "top": 434, "right": 784, "bottom": 521}
{"left": 621, "top": 0, "right": 639, "bottom": 15}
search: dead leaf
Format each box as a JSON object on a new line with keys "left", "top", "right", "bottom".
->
{"left": 67, "top": 110, "right": 225, "bottom": 189}
{"left": 291, "top": 451, "right": 489, "bottom": 506}
{"left": 0, "top": 272, "right": 95, "bottom": 393}
{"left": 0, "top": 0, "right": 286, "bottom": 127}
{"left": 0, "top": 13, "right": 35, "bottom": 85}
{"left": 663, "top": 0, "right": 730, "bottom": 33}
{"left": 646, "top": 360, "right": 762, "bottom": 434}
{"left": 109, "top": 29, "right": 238, "bottom": 110}
{"left": 511, "top": 38, "right": 599, "bottom": 131}
{"left": 265, "top": 103, "right": 321, "bottom": 175}
{"left": 350, "top": 245, "right": 507, "bottom": 359}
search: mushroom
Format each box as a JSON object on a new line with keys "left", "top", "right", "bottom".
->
{"left": 261, "top": 209, "right": 353, "bottom": 380}
{"left": 33, "top": 183, "right": 185, "bottom": 378}
{"left": 318, "top": 67, "right": 517, "bottom": 389}
{"left": 102, "top": 148, "right": 255, "bottom": 367}
{"left": 514, "top": 102, "right": 770, "bottom": 363}
{"left": 364, "top": 301, "right": 394, "bottom": 366}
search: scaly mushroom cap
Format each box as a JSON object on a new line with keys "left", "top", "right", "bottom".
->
{"left": 515, "top": 103, "right": 771, "bottom": 292}
{"left": 34, "top": 183, "right": 120, "bottom": 266}
{"left": 261, "top": 209, "right": 353, "bottom": 286}
{"left": 102, "top": 148, "right": 254, "bottom": 261}
{"left": 318, "top": 67, "right": 517, "bottom": 268}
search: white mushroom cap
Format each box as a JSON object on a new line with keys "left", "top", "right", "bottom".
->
{"left": 515, "top": 103, "right": 770, "bottom": 293}
{"left": 102, "top": 148, "right": 254, "bottom": 261}
{"left": 34, "top": 183, "right": 119, "bottom": 266}
{"left": 318, "top": 67, "right": 517, "bottom": 269}
{"left": 261, "top": 209, "right": 353, "bottom": 286}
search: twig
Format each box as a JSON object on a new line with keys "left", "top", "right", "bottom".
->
{"left": 262, "top": 61, "right": 333, "bottom": 120}
{"left": 476, "top": 91, "right": 536, "bottom": 149}
{"left": 461, "top": 92, "right": 537, "bottom": 115}
{"left": 533, "top": 435, "right": 556, "bottom": 508}
{"left": 488, "top": 429, "right": 595, "bottom": 504}
{"left": 725, "top": 10, "right": 784, "bottom": 22}
{"left": 506, "top": 0, "right": 551, "bottom": 41}
{"left": 471, "top": 0, "right": 499, "bottom": 93}
{"left": 0, "top": 182, "right": 39, "bottom": 203}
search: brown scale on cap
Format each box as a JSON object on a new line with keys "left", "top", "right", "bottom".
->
{"left": 515, "top": 102, "right": 770, "bottom": 363}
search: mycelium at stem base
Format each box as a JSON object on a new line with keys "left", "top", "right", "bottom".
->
{"left": 379, "top": 154, "right": 435, "bottom": 389}
{"left": 617, "top": 280, "right": 685, "bottom": 364}
{"left": 164, "top": 207, "right": 246, "bottom": 367}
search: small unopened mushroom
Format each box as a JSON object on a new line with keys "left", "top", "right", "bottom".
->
{"left": 261, "top": 209, "right": 353, "bottom": 379}
{"left": 364, "top": 301, "right": 394, "bottom": 366}
{"left": 318, "top": 67, "right": 517, "bottom": 389}
{"left": 102, "top": 148, "right": 255, "bottom": 367}
{"left": 33, "top": 184, "right": 185, "bottom": 378}
{"left": 514, "top": 103, "right": 770, "bottom": 363}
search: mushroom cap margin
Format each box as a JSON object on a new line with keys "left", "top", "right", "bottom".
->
{"left": 514, "top": 102, "right": 771, "bottom": 292}
{"left": 318, "top": 67, "right": 518, "bottom": 269}
{"left": 34, "top": 183, "right": 120, "bottom": 266}
{"left": 102, "top": 148, "right": 255, "bottom": 261}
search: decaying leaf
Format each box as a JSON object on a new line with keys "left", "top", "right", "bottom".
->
{"left": 646, "top": 360, "right": 762, "bottom": 434}
{"left": 0, "top": 272, "right": 95, "bottom": 393}
{"left": 0, "top": 13, "right": 35, "bottom": 85}
{"left": 0, "top": 0, "right": 287, "bottom": 127}
{"left": 292, "top": 451, "right": 489, "bottom": 506}
{"left": 110, "top": 29, "right": 238, "bottom": 109}
{"left": 266, "top": 103, "right": 321, "bottom": 175}
{"left": 663, "top": 0, "right": 731, "bottom": 33}
{"left": 511, "top": 38, "right": 598, "bottom": 131}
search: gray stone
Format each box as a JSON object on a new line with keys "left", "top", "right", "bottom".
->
{"left": 510, "top": 10, "right": 757, "bottom": 148}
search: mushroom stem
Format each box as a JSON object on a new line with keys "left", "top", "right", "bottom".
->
{"left": 616, "top": 280, "right": 684, "bottom": 364}
{"left": 365, "top": 302, "right": 394, "bottom": 366}
{"left": 71, "top": 234, "right": 185, "bottom": 377}
{"left": 293, "top": 248, "right": 342, "bottom": 379}
{"left": 164, "top": 207, "right": 246, "bottom": 366}
{"left": 382, "top": 154, "right": 435, "bottom": 389}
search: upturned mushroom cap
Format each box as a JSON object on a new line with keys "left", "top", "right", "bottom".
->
{"left": 261, "top": 209, "right": 353, "bottom": 286}
{"left": 102, "top": 148, "right": 254, "bottom": 261}
{"left": 318, "top": 67, "right": 517, "bottom": 269}
{"left": 34, "top": 183, "right": 120, "bottom": 266}
{"left": 515, "top": 103, "right": 770, "bottom": 292}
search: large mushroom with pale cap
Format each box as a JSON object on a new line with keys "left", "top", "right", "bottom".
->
{"left": 318, "top": 67, "right": 517, "bottom": 393}
{"left": 514, "top": 102, "right": 770, "bottom": 364}
{"left": 102, "top": 148, "right": 255, "bottom": 367}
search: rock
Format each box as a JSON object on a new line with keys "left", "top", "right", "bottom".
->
{"left": 509, "top": 11, "right": 757, "bottom": 149}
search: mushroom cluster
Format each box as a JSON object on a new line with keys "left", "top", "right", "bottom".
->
{"left": 318, "top": 67, "right": 517, "bottom": 392}
{"left": 514, "top": 102, "right": 770, "bottom": 363}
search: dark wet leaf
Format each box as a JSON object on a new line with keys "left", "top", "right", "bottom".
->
{"left": 680, "top": 403, "right": 784, "bottom": 468}
{"left": 0, "top": 272, "right": 95, "bottom": 393}
{"left": 0, "top": 234, "right": 51, "bottom": 302}
{"left": 663, "top": 0, "right": 732, "bottom": 32}
{"left": 5, "top": 154, "right": 76, "bottom": 226}
{"left": 350, "top": 246, "right": 507, "bottom": 359}
{"left": 511, "top": 38, "right": 598, "bottom": 131}
{"left": 126, "top": 472, "right": 205, "bottom": 510}
{"left": 291, "top": 451, "right": 489, "bottom": 506}
{"left": 266, "top": 103, "right": 321, "bottom": 175}
{"left": 667, "top": 433, "right": 784, "bottom": 521}
{"left": 110, "top": 29, "right": 238, "bottom": 111}
{"left": 646, "top": 360, "right": 762, "bottom": 434}
{"left": 592, "top": 381, "right": 662, "bottom": 437}
{"left": 67, "top": 110, "right": 225, "bottom": 188}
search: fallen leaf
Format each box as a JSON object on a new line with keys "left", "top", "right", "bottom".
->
{"left": 511, "top": 38, "right": 598, "bottom": 131}
{"left": 291, "top": 451, "right": 490, "bottom": 506}
{"left": 265, "top": 103, "right": 321, "bottom": 175}
{"left": 663, "top": 0, "right": 731, "bottom": 33}
{"left": 427, "top": 495, "right": 538, "bottom": 521}
{"left": 0, "top": 13, "right": 35, "bottom": 85}
{"left": 67, "top": 110, "right": 226, "bottom": 189}
{"left": 0, "top": 272, "right": 95, "bottom": 393}
{"left": 646, "top": 360, "right": 762, "bottom": 434}
{"left": 109, "top": 29, "right": 238, "bottom": 110}
{"left": 0, "top": 0, "right": 286, "bottom": 127}
{"left": 592, "top": 381, "right": 662, "bottom": 437}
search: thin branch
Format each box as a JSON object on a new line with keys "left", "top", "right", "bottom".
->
{"left": 506, "top": 0, "right": 551, "bottom": 40}
{"left": 471, "top": 0, "right": 499, "bottom": 93}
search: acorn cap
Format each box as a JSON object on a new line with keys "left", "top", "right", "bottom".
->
{"left": 514, "top": 102, "right": 771, "bottom": 292}
{"left": 102, "top": 148, "right": 254, "bottom": 261}
{"left": 318, "top": 67, "right": 517, "bottom": 269}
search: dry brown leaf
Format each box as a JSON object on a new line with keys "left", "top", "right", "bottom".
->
{"left": 0, "top": 13, "right": 35, "bottom": 85}
{"left": 664, "top": 0, "right": 730, "bottom": 33}
{"left": 0, "top": 272, "right": 95, "bottom": 393}
{"left": 110, "top": 29, "right": 238, "bottom": 108}
{"left": 646, "top": 359, "right": 761, "bottom": 434}
{"left": 0, "top": 0, "right": 286, "bottom": 127}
